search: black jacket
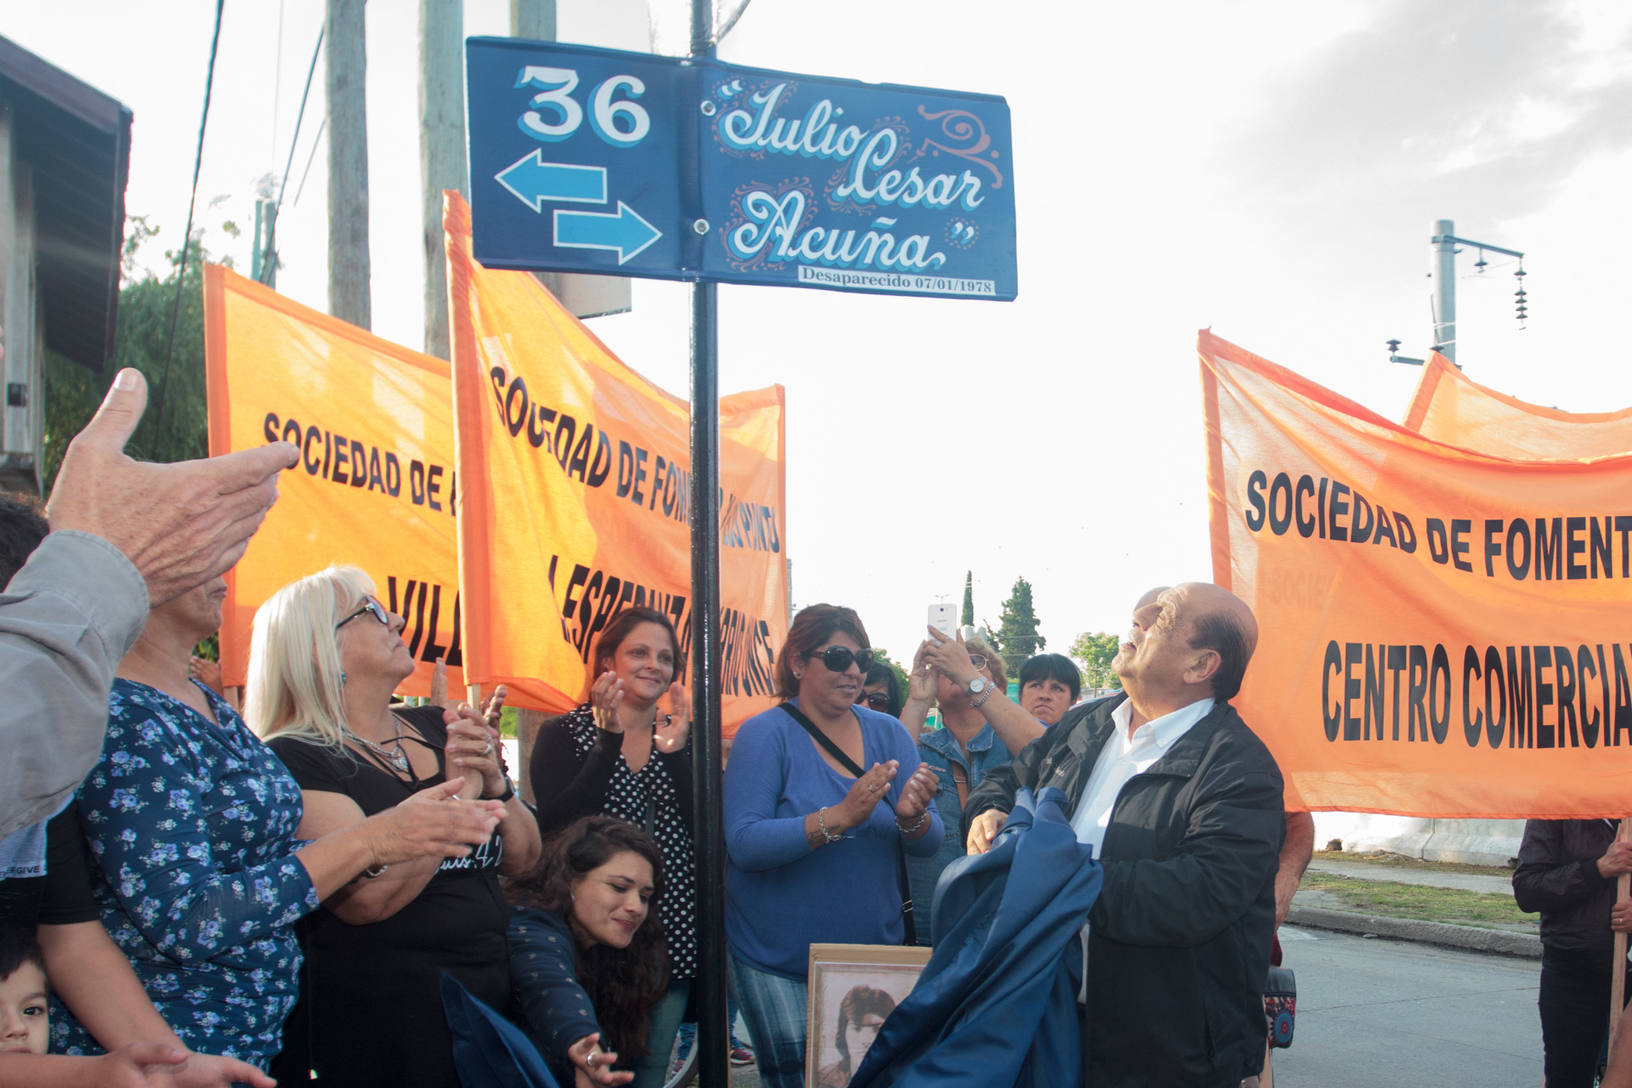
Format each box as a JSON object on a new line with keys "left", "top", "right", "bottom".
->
{"left": 964, "top": 694, "right": 1286, "bottom": 1087}
{"left": 1513, "top": 818, "right": 1620, "bottom": 962}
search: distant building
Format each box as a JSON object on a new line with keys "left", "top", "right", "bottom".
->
{"left": 0, "top": 34, "right": 130, "bottom": 494}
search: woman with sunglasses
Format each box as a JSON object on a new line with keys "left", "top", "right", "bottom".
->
{"left": 722, "top": 604, "right": 941, "bottom": 1088}
{"left": 855, "top": 661, "right": 904, "bottom": 718}
{"left": 247, "top": 566, "right": 540, "bottom": 1087}
{"left": 53, "top": 574, "right": 505, "bottom": 1074}
{"left": 899, "top": 631, "right": 1042, "bottom": 943}
{"left": 528, "top": 606, "right": 694, "bottom": 1088}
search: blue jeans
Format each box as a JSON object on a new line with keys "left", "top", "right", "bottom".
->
{"left": 729, "top": 955, "right": 807, "bottom": 1088}
{"left": 630, "top": 978, "right": 691, "bottom": 1088}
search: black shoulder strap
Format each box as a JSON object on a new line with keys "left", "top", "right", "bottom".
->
{"left": 781, "top": 702, "right": 918, "bottom": 945}
{"left": 782, "top": 702, "right": 866, "bottom": 777}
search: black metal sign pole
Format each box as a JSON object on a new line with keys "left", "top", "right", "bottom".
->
{"left": 688, "top": 279, "right": 725, "bottom": 1088}
{"left": 688, "top": 6, "right": 727, "bottom": 1088}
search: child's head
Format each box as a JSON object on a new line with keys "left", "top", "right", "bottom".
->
{"left": 0, "top": 924, "right": 48, "bottom": 1055}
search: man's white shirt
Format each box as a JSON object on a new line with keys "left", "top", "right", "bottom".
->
{"left": 1070, "top": 695, "right": 1215, "bottom": 1000}
{"left": 1069, "top": 696, "right": 1215, "bottom": 850}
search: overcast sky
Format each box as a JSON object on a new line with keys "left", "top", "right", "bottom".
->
{"left": 9, "top": 0, "right": 1631, "bottom": 663}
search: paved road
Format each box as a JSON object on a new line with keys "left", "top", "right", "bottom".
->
{"left": 1271, "top": 924, "right": 1541, "bottom": 1087}
{"left": 716, "top": 925, "right": 1542, "bottom": 1088}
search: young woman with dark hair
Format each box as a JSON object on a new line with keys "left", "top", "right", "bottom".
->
{"left": 527, "top": 607, "right": 695, "bottom": 1087}
{"left": 507, "top": 816, "right": 670, "bottom": 1087}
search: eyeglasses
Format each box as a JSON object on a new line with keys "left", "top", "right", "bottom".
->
{"left": 336, "top": 597, "right": 389, "bottom": 631}
{"left": 862, "top": 692, "right": 892, "bottom": 710}
{"left": 967, "top": 654, "right": 989, "bottom": 670}
{"left": 812, "top": 645, "right": 874, "bottom": 673}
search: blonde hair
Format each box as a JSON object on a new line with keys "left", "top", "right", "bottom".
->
{"left": 246, "top": 565, "right": 375, "bottom": 749}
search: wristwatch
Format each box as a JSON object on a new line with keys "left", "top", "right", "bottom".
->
{"left": 966, "top": 676, "right": 988, "bottom": 696}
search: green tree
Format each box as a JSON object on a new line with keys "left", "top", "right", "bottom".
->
{"left": 994, "top": 576, "right": 1045, "bottom": 677}
{"left": 42, "top": 216, "right": 235, "bottom": 492}
{"left": 960, "top": 570, "right": 974, "bottom": 627}
{"left": 1069, "top": 631, "right": 1122, "bottom": 692}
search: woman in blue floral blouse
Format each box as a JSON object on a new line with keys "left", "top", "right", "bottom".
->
{"left": 52, "top": 576, "right": 505, "bottom": 1071}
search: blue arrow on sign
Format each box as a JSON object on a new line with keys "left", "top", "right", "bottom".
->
{"left": 553, "top": 202, "right": 662, "bottom": 264}
{"left": 495, "top": 151, "right": 607, "bottom": 211}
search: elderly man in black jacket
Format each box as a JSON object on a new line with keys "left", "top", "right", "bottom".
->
{"left": 964, "top": 582, "right": 1285, "bottom": 1088}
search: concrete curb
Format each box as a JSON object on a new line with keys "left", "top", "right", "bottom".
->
{"left": 1287, "top": 905, "right": 1541, "bottom": 959}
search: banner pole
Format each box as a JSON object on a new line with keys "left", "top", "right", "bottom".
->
{"left": 1613, "top": 818, "right": 1629, "bottom": 1051}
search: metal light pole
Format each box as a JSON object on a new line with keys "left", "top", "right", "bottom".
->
{"left": 1391, "top": 218, "right": 1526, "bottom": 368}
{"left": 1431, "top": 218, "right": 1457, "bottom": 362}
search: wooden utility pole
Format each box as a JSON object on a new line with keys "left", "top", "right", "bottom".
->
{"left": 511, "top": 0, "right": 556, "bottom": 38}
{"left": 420, "top": 0, "right": 465, "bottom": 359}
{"left": 326, "top": 0, "right": 370, "bottom": 329}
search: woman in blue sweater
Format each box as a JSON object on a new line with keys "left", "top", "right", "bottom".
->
{"left": 723, "top": 604, "right": 941, "bottom": 1088}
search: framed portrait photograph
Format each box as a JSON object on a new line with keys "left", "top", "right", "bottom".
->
{"left": 806, "top": 943, "right": 933, "bottom": 1088}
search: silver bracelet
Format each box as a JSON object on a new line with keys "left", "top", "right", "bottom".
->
{"left": 971, "top": 685, "right": 995, "bottom": 709}
{"left": 897, "top": 810, "right": 929, "bottom": 835}
{"left": 816, "top": 806, "right": 844, "bottom": 844}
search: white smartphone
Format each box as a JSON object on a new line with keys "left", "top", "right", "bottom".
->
{"left": 927, "top": 602, "right": 957, "bottom": 637}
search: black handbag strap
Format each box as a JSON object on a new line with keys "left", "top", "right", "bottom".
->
{"left": 780, "top": 701, "right": 918, "bottom": 945}
{"left": 783, "top": 701, "right": 867, "bottom": 776}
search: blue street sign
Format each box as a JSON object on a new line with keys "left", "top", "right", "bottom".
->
{"left": 466, "top": 38, "right": 1016, "bottom": 301}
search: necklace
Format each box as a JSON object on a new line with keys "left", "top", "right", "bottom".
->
{"left": 347, "top": 714, "right": 410, "bottom": 774}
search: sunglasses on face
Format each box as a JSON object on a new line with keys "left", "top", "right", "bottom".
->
{"left": 863, "top": 692, "right": 892, "bottom": 710}
{"left": 967, "top": 653, "right": 989, "bottom": 671}
{"left": 336, "top": 597, "right": 389, "bottom": 631}
{"left": 813, "top": 645, "right": 874, "bottom": 673}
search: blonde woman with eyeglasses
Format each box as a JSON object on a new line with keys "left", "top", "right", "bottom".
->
{"left": 247, "top": 565, "right": 540, "bottom": 1088}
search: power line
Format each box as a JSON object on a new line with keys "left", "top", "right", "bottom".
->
{"left": 151, "top": 0, "right": 227, "bottom": 453}
{"left": 259, "top": 24, "right": 325, "bottom": 285}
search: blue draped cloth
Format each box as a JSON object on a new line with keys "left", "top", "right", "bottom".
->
{"left": 849, "top": 786, "right": 1101, "bottom": 1088}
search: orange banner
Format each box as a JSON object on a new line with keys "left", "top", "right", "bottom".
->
{"left": 443, "top": 192, "right": 788, "bottom": 728}
{"left": 1404, "top": 351, "right": 1632, "bottom": 459}
{"left": 204, "top": 265, "right": 463, "bottom": 697}
{"left": 1201, "top": 329, "right": 1632, "bottom": 818}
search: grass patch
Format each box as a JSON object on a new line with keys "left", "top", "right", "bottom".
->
{"left": 1314, "top": 849, "right": 1513, "bottom": 877}
{"left": 1302, "top": 871, "right": 1537, "bottom": 928}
